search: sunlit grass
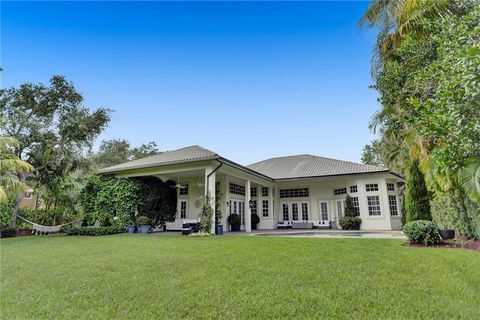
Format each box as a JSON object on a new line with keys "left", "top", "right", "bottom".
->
{"left": 1, "top": 234, "right": 479, "bottom": 319}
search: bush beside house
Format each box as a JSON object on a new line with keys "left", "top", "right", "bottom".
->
{"left": 403, "top": 220, "right": 441, "bottom": 246}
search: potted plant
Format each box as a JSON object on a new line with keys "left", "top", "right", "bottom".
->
{"left": 214, "top": 187, "right": 223, "bottom": 235}
{"left": 227, "top": 213, "right": 241, "bottom": 232}
{"left": 340, "top": 195, "right": 362, "bottom": 230}
{"left": 137, "top": 216, "right": 151, "bottom": 234}
{"left": 251, "top": 213, "right": 260, "bottom": 230}
{"left": 126, "top": 216, "right": 136, "bottom": 234}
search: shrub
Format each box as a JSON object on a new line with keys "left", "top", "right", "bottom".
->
{"left": 137, "top": 216, "right": 151, "bottom": 225}
{"left": 227, "top": 213, "right": 241, "bottom": 226}
{"left": 65, "top": 226, "right": 124, "bottom": 236}
{"left": 340, "top": 216, "right": 362, "bottom": 230}
{"left": 403, "top": 220, "right": 441, "bottom": 245}
{"left": 198, "top": 196, "right": 214, "bottom": 233}
{"left": 405, "top": 160, "right": 431, "bottom": 222}
{"left": 251, "top": 213, "right": 260, "bottom": 225}
{"left": 0, "top": 227, "right": 17, "bottom": 238}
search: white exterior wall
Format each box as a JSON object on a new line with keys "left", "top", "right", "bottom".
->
{"left": 160, "top": 166, "right": 402, "bottom": 232}
{"left": 273, "top": 173, "right": 402, "bottom": 231}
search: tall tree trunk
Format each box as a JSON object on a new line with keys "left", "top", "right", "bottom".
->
{"left": 11, "top": 172, "right": 27, "bottom": 228}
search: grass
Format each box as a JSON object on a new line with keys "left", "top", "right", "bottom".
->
{"left": 1, "top": 234, "right": 479, "bottom": 319}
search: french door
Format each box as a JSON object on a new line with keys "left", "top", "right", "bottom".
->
{"left": 336, "top": 200, "right": 346, "bottom": 229}
{"left": 230, "top": 199, "right": 246, "bottom": 229}
{"left": 280, "top": 202, "right": 309, "bottom": 222}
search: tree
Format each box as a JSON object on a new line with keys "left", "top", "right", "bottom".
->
{"left": 92, "top": 139, "right": 159, "bottom": 169}
{"left": 405, "top": 160, "right": 431, "bottom": 222}
{"left": 361, "top": 140, "right": 385, "bottom": 167}
{"left": 0, "top": 137, "right": 33, "bottom": 203}
{"left": 359, "top": 0, "right": 469, "bottom": 76}
{"left": 0, "top": 76, "right": 111, "bottom": 226}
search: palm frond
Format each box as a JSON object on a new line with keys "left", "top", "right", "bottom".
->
{"left": 459, "top": 157, "right": 480, "bottom": 200}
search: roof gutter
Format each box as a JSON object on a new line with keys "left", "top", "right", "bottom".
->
{"left": 205, "top": 160, "right": 223, "bottom": 197}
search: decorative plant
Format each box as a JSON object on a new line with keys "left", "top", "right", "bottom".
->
{"left": 340, "top": 195, "right": 362, "bottom": 230}
{"left": 227, "top": 213, "right": 241, "bottom": 226}
{"left": 198, "top": 195, "right": 214, "bottom": 233}
{"left": 251, "top": 213, "right": 260, "bottom": 225}
{"left": 137, "top": 216, "right": 151, "bottom": 225}
{"left": 405, "top": 160, "right": 431, "bottom": 222}
{"left": 214, "top": 182, "right": 223, "bottom": 225}
{"left": 403, "top": 220, "right": 441, "bottom": 246}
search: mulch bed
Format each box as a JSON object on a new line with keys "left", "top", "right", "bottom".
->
{"left": 406, "top": 238, "right": 480, "bottom": 251}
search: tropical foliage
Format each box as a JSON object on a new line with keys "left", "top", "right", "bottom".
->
{"left": 0, "top": 137, "right": 33, "bottom": 203}
{"left": 361, "top": 0, "right": 479, "bottom": 238}
{"left": 79, "top": 175, "right": 177, "bottom": 228}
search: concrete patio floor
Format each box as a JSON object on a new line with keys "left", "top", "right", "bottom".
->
{"left": 245, "top": 229, "right": 406, "bottom": 239}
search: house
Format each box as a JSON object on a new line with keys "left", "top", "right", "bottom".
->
{"left": 19, "top": 188, "right": 37, "bottom": 209}
{"left": 99, "top": 145, "right": 404, "bottom": 232}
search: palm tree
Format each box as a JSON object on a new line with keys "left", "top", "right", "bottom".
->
{"left": 359, "top": 0, "right": 466, "bottom": 76}
{"left": 0, "top": 137, "right": 33, "bottom": 203}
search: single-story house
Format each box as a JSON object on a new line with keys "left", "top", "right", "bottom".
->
{"left": 99, "top": 145, "right": 404, "bottom": 232}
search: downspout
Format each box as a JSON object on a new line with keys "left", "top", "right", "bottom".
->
{"left": 206, "top": 161, "right": 223, "bottom": 196}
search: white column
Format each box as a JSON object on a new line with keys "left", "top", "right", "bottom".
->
{"left": 245, "top": 180, "right": 251, "bottom": 232}
{"left": 205, "top": 167, "right": 216, "bottom": 234}
{"left": 269, "top": 186, "right": 274, "bottom": 228}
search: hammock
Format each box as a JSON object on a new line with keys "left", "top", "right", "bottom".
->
{"left": 17, "top": 215, "right": 82, "bottom": 234}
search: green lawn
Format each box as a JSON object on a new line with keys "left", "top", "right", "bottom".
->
{"left": 1, "top": 234, "right": 479, "bottom": 319}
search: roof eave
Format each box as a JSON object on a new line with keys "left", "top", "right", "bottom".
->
{"left": 273, "top": 170, "right": 398, "bottom": 182}
{"left": 97, "top": 156, "right": 220, "bottom": 174}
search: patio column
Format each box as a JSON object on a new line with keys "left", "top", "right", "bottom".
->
{"left": 245, "top": 180, "right": 251, "bottom": 232}
{"left": 205, "top": 167, "right": 216, "bottom": 234}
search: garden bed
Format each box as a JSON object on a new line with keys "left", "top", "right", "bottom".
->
{"left": 406, "top": 238, "right": 480, "bottom": 251}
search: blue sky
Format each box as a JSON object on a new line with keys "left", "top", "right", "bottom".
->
{"left": 1, "top": 1, "right": 379, "bottom": 165}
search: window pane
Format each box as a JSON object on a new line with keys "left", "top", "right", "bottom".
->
{"left": 292, "top": 203, "right": 299, "bottom": 220}
{"left": 367, "top": 196, "right": 381, "bottom": 216}
{"left": 389, "top": 195, "right": 398, "bottom": 216}
{"left": 262, "top": 200, "right": 269, "bottom": 217}
{"left": 320, "top": 202, "right": 329, "bottom": 221}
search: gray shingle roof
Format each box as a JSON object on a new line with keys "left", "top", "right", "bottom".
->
{"left": 98, "top": 145, "right": 218, "bottom": 173}
{"left": 247, "top": 154, "right": 388, "bottom": 180}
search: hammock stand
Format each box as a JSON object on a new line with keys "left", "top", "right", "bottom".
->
{"left": 17, "top": 215, "right": 82, "bottom": 235}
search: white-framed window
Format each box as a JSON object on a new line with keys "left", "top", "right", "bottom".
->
{"left": 387, "top": 183, "right": 395, "bottom": 191}
{"left": 351, "top": 197, "right": 360, "bottom": 216}
{"left": 280, "top": 188, "right": 309, "bottom": 198}
{"left": 349, "top": 185, "right": 358, "bottom": 193}
{"left": 301, "top": 203, "right": 309, "bottom": 220}
{"left": 388, "top": 195, "right": 399, "bottom": 216}
{"left": 251, "top": 200, "right": 257, "bottom": 215}
{"left": 262, "top": 200, "right": 269, "bottom": 217}
{"left": 292, "top": 203, "right": 299, "bottom": 220}
{"left": 334, "top": 188, "right": 347, "bottom": 195}
{"left": 367, "top": 196, "right": 381, "bottom": 216}
{"left": 179, "top": 185, "right": 188, "bottom": 195}
{"left": 262, "top": 187, "right": 269, "bottom": 197}
{"left": 282, "top": 203, "right": 289, "bottom": 221}
{"left": 250, "top": 187, "right": 257, "bottom": 197}
{"left": 179, "top": 200, "right": 187, "bottom": 219}
{"left": 365, "top": 183, "right": 379, "bottom": 192}
{"left": 229, "top": 183, "right": 245, "bottom": 195}
{"left": 319, "top": 201, "right": 329, "bottom": 221}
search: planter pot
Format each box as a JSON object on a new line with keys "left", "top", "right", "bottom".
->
{"left": 137, "top": 225, "right": 151, "bottom": 234}
{"left": 440, "top": 229, "right": 455, "bottom": 240}
{"left": 251, "top": 223, "right": 258, "bottom": 230}
{"left": 215, "top": 225, "right": 224, "bottom": 235}
{"left": 126, "top": 226, "right": 137, "bottom": 234}
{"left": 231, "top": 224, "right": 241, "bottom": 232}
{"left": 162, "top": 225, "right": 167, "bottom": 232}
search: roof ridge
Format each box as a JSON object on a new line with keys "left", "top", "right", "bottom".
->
{"left": 248, "top": 153, "right": 386, "bottom": 170}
